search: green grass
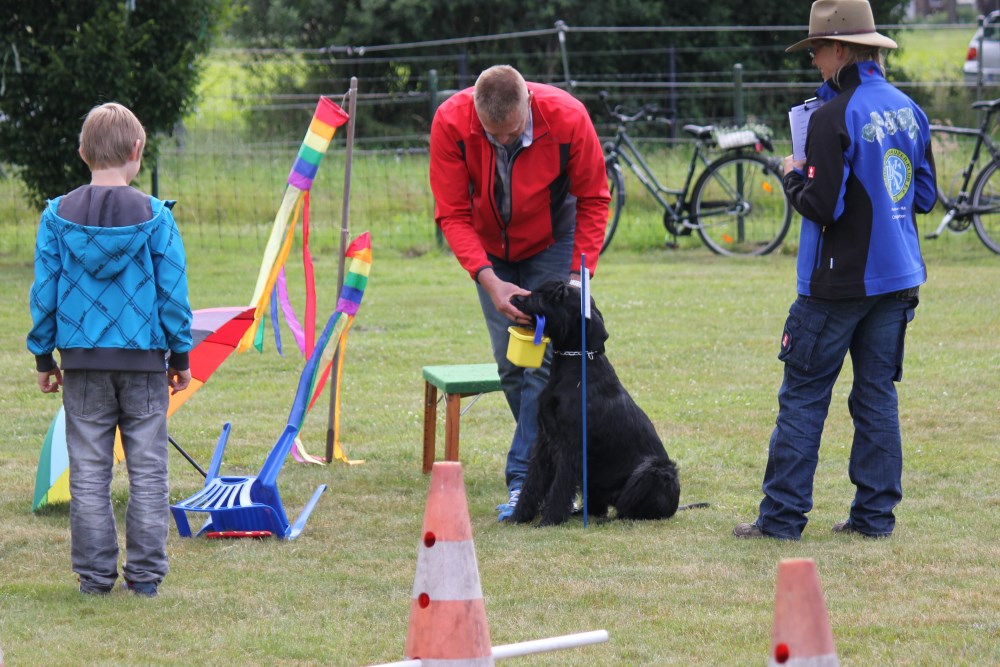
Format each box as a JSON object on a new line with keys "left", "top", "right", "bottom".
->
{"left": 1, "top": 237, "right": 998, "bottom": 665}
{"left": 1, "top": 25, "right": 999, "bottom": 665}
{"left": 896, "top": 27, "right": 969, "bottom": 83}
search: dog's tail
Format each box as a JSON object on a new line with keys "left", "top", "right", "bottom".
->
{"left": 615, "top": 457, "right": 681, "bottom": 520}
{"left": 678, "top": 502, "right": 711, "bottom": 511}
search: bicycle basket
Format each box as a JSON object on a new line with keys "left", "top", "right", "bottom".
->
{"left": 712, "top": 128, "right": 759, "bottom": 150}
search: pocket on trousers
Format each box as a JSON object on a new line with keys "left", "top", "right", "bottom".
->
{"left": 121, "top": 372, "right": 169, "bottom": 416}
{"left": 63, "top": 370, "right": 108, "bottom": 419}
{"left": 777, "top": 301, "right": 828, "bottom": 372}
{"left": 892, "top": 299, "right": 918, "bottom": 382}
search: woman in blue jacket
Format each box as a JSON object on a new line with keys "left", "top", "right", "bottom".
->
{"left": 735, "top": 0, "right": 937, "bottom": 540}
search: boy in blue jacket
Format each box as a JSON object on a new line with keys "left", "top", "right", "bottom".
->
{"left": 28, "top": 102, "right": 193, "bottom": 595}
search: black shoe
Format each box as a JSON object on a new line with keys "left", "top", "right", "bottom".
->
{"left": 122, "top": 580, "right": 158, "bottom": 597}
{"left": 733, "top": 522, "right": 765, "bottom": 538}
{"left": 79, "top": 583, "right": 112, "bottom": 596}
{"left": 78, "top": 577, "right": 113, "bottom": 596}
{"left": 832, "top": 520, "right": 890, "bottom": 539}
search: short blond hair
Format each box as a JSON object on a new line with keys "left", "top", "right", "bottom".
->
{"left": 79, "top": 102, "right": 146, "bottom": 170}
{"left": 473, "top": 65, "right": 528, "bottom": 125}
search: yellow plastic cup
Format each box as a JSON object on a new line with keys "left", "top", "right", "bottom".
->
{"left": 506, "top": 326, "right": 550, "bottom": 368}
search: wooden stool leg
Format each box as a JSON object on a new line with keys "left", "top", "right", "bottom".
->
{"left": 444, "top": 392, "right": 461, "bottom": 462}
{"left": 422, "top": 381, "right": 438, "bottom": 474}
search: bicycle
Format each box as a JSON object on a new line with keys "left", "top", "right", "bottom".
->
{"left": 600, "top": 92, "right": 792, "bottom": 256}
{"left": 927, "top": 97, "right": 1000, "bottom": 254}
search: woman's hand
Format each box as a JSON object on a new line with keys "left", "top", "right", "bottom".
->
{"left": 783, "top": 155, "right": 806, "bottom": 176}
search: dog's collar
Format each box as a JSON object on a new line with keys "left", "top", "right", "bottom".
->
{"left": 553, "top": 349, "right": 603, "bottom": 360}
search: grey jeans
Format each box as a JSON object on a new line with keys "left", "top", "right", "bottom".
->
{"left": 63, "top": 370, "right": 170, "bottom": 589}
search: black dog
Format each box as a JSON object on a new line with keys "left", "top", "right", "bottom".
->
{"left": 509, "top": 280, "right": 680, "bottom": 526}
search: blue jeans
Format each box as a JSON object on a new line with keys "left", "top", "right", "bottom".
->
{"left": 64, "top": 370, "right": 171, "bottom": 589}
{"left": 476, "top": 234, "right": 574, "bottom": 492}
{"left": 756, "top": 290, "right": 919, "bottom": 539}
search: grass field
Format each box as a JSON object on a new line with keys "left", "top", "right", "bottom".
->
{"left": 1, "top": 24, "right": 999, "bottom": 667}
{"left": 1, "top": 236, "right": 997, "bottom": 665}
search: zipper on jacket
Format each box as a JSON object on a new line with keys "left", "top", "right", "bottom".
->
{"left": 814, "top": 226, "right": 826, "bottom": 271}
{"left": 489, "top": 141, "right": 525, "bottom": 263}
{"left": 485, "top": 143, "right": 509, "bottom": 260}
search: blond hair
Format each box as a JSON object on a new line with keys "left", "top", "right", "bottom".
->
{"left": 473, "top": 65, "right": 528, "bottom": 125}
{"left": 832, "top": 42, "right": 886, "bottom": 87}
{"left": 79, "top": 102, "right": 146, "bottom": 170}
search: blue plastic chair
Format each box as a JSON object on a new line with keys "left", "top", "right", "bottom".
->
{"left": 170, "top": 300, "right": 357, "bottom": 540}
{"left": 170, "top": 422, "right": 326, "bottom": 539}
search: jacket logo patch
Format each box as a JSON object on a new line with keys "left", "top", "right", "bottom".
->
{"left": 862, "top": 108, "right": 919, "bottom": 144}
{"left": 883, "top": 148, "right": 912, "bottom": 202}
{"left": 807, "top": 165, "right": 816, "bottom": 179}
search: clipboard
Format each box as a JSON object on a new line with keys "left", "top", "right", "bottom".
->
{"left": 788, "top": 97, "right": 824, "bottom": 161}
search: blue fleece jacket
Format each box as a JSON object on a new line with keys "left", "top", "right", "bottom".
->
{"left": 27, "top": 189, "right": 193, "bottom": 372}
{"left": 782, "top": 62, "right": 937, "bottom": 298}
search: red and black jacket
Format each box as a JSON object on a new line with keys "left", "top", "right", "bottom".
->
{"left": 430, "top": 82, "right": 609, "bottom": 280}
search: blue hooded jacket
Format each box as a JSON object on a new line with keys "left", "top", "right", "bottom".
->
{"left": 782, "top": 62, "right": 937, "bottom": 298}
{"left": 27, "top": 190, "right": 193, "bottom": 372}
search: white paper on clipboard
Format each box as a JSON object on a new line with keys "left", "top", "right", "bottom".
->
{"left": 788, "top": 97, "right": 824, "bottom": 161}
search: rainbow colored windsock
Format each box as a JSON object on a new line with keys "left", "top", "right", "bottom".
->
{"left": 319, "top": 231, "right": 371, "bottom": 371}
{"left": 336, "top": 236, "right": 371, "bottom": 317}
{"left": 288, "top": 97, "right": 349, "bottom": 192}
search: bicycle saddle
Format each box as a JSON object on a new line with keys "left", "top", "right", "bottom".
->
{"left": 682, "top": 125, "right": 715, "bottom": 141}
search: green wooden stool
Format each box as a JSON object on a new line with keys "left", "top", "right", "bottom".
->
{"left": 421, "top": 364, "right": 502, "bottom": 473}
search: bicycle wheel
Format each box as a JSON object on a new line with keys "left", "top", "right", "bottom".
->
{"left": 602, "top": 158, "right": 626, "bottom": 253}
{"left": 970, "top": 160, "right": 1000, "bottom": 254}
{"left": 690, "top": 153, "right": 791, "bottom": 256}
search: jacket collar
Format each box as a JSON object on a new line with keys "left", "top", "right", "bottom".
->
{"left": 816, "top": 61, "right": 884, "bottom": 101}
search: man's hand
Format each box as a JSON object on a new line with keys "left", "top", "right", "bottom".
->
{"left": 37, "top": 367, "right": 63, "bottom": 394}
{"left": 478, "top": 269, "right": 532, "bottom": 325}
{"left": 168, "top": 367, "right": 192, "bottom": 395}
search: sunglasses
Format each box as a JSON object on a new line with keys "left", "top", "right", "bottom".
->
{"left": 806, "top": 42, "right": 831, "bottom": 59}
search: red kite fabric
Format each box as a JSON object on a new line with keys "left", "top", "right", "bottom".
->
{"left": 33, "top": 306, "right": 256, "bottom": 511}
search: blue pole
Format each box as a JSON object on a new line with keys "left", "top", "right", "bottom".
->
{"left": 580, "top": 256, "right": 588, "bottom": 528}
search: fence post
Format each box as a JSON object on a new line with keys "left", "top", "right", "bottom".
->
{"left": 556, "top": 20, "right": 573, "bottom": 90}
{"left": 429, "top": 68, "right": 444, "bottom": 248}
{"left": 976, "top": 14, "right": 986, "bottom": 113}
{"left": 668, "top": 45, "right": 677, "bottom": 138}
{"left": 733, "top": 62, "right": 744, "bottom": 125}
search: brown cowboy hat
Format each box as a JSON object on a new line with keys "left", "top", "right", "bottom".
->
{"left": 786, "top": 0, "right": 897, "bottom": 53}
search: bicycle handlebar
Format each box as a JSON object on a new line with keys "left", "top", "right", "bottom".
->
{"left": 599, "top": 90, "right": 672, "bottom": 126}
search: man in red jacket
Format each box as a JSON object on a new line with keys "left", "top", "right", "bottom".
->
{"left": 430, "top": 65, "right": 610, "bottom": 520}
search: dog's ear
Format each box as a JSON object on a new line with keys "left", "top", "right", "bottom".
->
{"left": 544, "top": 280, "right": 572, "bottom": 303}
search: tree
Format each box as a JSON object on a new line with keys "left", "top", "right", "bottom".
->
{"left": 0, "top": 1, "right": 231, "bottom": 207}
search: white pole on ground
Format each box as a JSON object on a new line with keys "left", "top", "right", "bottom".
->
{"left": 366, "top": 629, "right": 610, "bottom": 666}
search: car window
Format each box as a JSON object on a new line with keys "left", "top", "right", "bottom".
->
{"left": 985, "top": 11, "right": 1000, "bottom": 39}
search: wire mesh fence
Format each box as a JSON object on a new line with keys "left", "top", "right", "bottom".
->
{"left": 0, "top": 21, "right": 991, "bottom": 258}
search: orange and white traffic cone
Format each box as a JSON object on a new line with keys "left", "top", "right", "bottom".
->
{"left": 769, "top": 558, "right": 839, "bottom": 667}
{"left": 405, "top": 462, "right": 494, "bottom": 666}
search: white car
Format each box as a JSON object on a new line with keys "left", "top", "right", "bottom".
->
{"left": 964, "top": 10, "right": 1000, "bottom": 84}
